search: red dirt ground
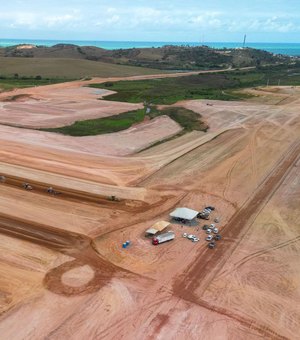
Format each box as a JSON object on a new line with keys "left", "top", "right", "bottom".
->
{"left": 0, "top": 77, "right": 299, "bottom": 339}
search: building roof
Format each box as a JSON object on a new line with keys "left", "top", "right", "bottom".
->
{"left": 145, "top": 221, "right": 170, "bottom": 235}
{"left": 170, "top": 207, "right": 199, "bottom": 221}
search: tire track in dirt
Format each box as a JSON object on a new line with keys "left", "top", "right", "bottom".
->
{"left": 181, "top": 297, "right": 289, "bottom": 340}
{"left": 218, "top": 235, "right": 300, "bottom": 278}
{"left": 173, "top": 139, "right": 300, "bottom": 338}
{"left": 174, "top": 140, "right": 300, "bottom": 294}
{"left": 223, "top": 157, "right": 240, "bottom": 202}
{"left": 0, "top": 212, "right": 151, "bottom": 297}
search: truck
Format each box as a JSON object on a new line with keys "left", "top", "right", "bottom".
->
{"left": 152, "top": 231, "right": 175, "bottom": 245}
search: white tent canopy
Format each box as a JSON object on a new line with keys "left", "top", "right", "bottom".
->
{"left": 170, "top": 207, "right": 199, "bottom": 221}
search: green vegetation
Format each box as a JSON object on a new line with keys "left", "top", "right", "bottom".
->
{"left": 42, "top": 109, "right": 145, "bottom": 136}
{"left": 0, "top": 76, "right": 72, "bottom": 91}
{"left": 148, "top": 106, "right": 208, "bottom": 132}
{"left": 90, "top": 63, "right": 300, "bottom": 105}
{"left": 42, "top": 106, "right": 207, "bottom": 137}
{"left": 90, "top": 73, "right": 254, "bottom": 104}
{"left": 2, "top": 44, "right": 287, "bottom": 71}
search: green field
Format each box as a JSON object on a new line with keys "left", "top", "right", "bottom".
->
{"left": 42, "top": 109, "right": 145, "bottom": 136}
{"left": 90, "top": 64, "right": 300, "bottom": 105}
{"left": 0, "top": 57, "right": 165, "bottom": 79}
{"left": 0, "top": 77, "right": 73, "bottom": 91}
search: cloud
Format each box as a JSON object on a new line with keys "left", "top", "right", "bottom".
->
{"left": 1, "top": 1, "right": 300, "bottom": 41}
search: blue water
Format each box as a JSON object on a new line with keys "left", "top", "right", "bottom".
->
{"left": 0, "top": 38, "right": 299, "bottom": 56}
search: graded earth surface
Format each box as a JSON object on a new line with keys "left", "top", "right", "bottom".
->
{"left": 0, "top": 73, "right": 299, "bottom": 339}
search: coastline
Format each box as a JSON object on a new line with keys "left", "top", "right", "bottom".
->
{"left": 1, "top": 39, "right": 300, "bottom": 56}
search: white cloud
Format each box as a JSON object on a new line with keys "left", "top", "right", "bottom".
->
{"left": 1, "top": 1, "right": 300, "bottom": 41}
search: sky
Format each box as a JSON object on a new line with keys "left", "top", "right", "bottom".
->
{"left": 0, "top": 0, "right": 299, "bottom": 42}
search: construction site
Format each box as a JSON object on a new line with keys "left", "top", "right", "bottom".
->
{"left": 0, "top": 74, "right": 300, "bottom": 339}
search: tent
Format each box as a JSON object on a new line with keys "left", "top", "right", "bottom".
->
{"left": 145, "top": 221, "right": 170, "bottom": 236}
{"left": 170, "top": 207, "right": 199, "bottom": 222}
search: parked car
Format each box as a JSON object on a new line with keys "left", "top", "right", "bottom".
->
{"left": 214, "top": 234, "right": 222, "bottom": 241}
{"left": 208, "top": 242, "right": 216, "bottom": 249}
{"left": 206, "top": 228, "right": 212, "bottom": 234}
{"left": 213, "top": 227, "right": 219, "bottom": 234}
{"left": 206, "top": 235, "right": 213, "bottom": 241}
{"left": 182, "top": 233, "right": 188, "bottom": 238}
{"left": 206, "top": 206, "right": 215, "bottom": 211}
{"left": 202, "top": 225, "right": 209, "bottom": 230}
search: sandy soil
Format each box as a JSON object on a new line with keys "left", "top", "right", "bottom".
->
{"left": 0, "top": 87, "right": 144, "bottom": 128}
{"left": 0, "top": 79, "right": 299, "bottom": 339}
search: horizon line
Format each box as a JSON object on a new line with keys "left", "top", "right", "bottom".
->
{"left": 0, "top": 38, "right": 299, "bottom": 45}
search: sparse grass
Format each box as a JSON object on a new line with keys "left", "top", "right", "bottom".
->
{"left": 42, "top": 109, "right": 145, "bottom": 136}
{"left": 0, "top": 57, "right": 164, "bottom": 79}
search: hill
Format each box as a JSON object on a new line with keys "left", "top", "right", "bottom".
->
{"left": 0, "top": 44, "right": 293, "bottom": 71}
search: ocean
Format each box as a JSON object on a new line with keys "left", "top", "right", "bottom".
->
{"left": 0, "top": 39, "right": 300, "bottom": 56}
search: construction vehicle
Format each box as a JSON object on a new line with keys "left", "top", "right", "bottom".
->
{"left": 152, "top": 231, "right": 175, "bottom": 245}
{"left": 47, "top": 187, "right": 61, "bottom": 195}
{"left": 22, "top": 183, "right": 33, "bottom": 190}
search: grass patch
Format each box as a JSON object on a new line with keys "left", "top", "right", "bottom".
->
{"left": 90, "top": 64, "right": 300, "bottom": 105}
{"left": 149, "top": 106, "right": 208, "bottom": 132}
{"left": 42, "top": 109, "right": 145, "bottom": 136}
{"left": 40, "top": 106, "right": 207, "bottom": 137}
{"left": 0, "top": 77, "right": 73, "bottom": 91}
